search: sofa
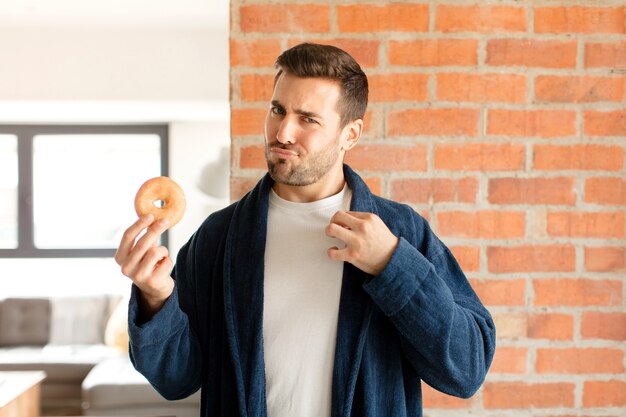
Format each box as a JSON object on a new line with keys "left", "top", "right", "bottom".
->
{"left": 0, "top": 295, "right": 200, "bottom": 416}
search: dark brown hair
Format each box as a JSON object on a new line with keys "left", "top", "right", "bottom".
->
{"left": 274, "top": 43, "right": 368, "bottom": 127}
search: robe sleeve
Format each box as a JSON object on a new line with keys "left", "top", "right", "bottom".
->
{"left": 363, "top": 215, "right": 496, "bottom": 399}
{"left": 127, "top": 260, "right": 203, "bottom": 400}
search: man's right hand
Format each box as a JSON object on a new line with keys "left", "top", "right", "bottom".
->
{"left": 115, "top": 214, "right": 175, "bottom": 320}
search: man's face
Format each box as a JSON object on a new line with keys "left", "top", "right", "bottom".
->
{"left": 264, "top": 73, "right": 347, "bottom": 187}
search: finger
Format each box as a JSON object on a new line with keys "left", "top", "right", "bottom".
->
{"left": 144, "top": 246, "right": 170, "bottom": 274}
{"left": 325, "top": 221, "right": 353, "bottom": 244}
{"left": 327, "top": 246, "right": 346, "bottom": 262}
{"left": 153, "top": 255, "right": 174, "bottom": 280}
{"left": 345, "top": 211, "right": 373, "bottom": 219}
{"left": 115, "top": 214, "right": 154, "bottom": 265}
{"left": 329, "top": 210, "right": 360, "bottom": 230}
{"left": 123, "top": 218, "right": 170, "bottom": 275}
{"left": 122, "top": 244, "right": 168, "bottom": 283}
{"left": 133, "top": 218, "right": 170, "bottom": 254}
{"left": 135, "top": 246, "right": 170, "bottom": 283}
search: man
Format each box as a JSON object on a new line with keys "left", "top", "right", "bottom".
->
{"left": 115, "top": 43, "right": 496, "bottom": 417}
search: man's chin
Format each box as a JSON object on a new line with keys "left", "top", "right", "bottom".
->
{"left": 268, "top": 165, "right": 313, "bottom": 187}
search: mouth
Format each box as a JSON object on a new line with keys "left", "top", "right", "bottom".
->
{"left": 269, "top": 146, "right": 298, "bottom": 159}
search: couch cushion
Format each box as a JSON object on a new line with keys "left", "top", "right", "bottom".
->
{"left": 82, "top": 356, "right": 200, "bottom": 407}
{"left": 0, "top": 345, "right": 122, "bottom": 382}
{"left": 0, "top": 298, "right": 51, "bottom": 346}
{"left": 49, "top": 296, "right": 116, "bottom": 345}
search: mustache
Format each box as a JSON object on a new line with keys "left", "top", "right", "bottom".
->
{"left": 267, "top": 142, "right": 288, "bottom": 149}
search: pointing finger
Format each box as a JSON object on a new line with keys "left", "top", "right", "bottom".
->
{"left": 115, "top": 214, "right": 154, "bottom": 265}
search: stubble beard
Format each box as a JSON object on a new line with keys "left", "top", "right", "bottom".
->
{"left": 265, "top": 140, "right": 340, "bottom": 186}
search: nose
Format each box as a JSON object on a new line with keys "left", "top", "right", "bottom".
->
{"left": 276, "top": 117, "right": 296, "bottom": 145}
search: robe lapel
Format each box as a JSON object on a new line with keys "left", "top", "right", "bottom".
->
{"left": 223, "top": 174, "right": 273, "bottom": 417}
{"left": 331, "top": 165, "right": 376, "bottom": 417}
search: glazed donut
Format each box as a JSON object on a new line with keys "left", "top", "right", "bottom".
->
{"left": 134, "top": 176, "right": 186, "bottom": 228}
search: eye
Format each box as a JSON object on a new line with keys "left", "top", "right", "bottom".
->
{"left": 271, "top": 106, "right": 285, "bottom": 116}
{"left": 303, "top": 117, "right": 318, "bottom": 124}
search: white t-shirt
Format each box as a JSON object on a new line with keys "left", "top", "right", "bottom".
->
{"left": 263, "top": 185, "right": 352, "bottom": 417}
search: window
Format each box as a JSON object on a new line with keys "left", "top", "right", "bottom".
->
{"left": 0, "top": 125, "right": 168, "bottom": 258}
{"left": 0, "top": 134, "right": 18, "bottom": 249}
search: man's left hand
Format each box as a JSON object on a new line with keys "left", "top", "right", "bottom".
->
{"left": 326, "top": 211, "right": 399, "bottom": 276}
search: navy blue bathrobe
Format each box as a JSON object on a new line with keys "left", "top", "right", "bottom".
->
{"left": 128, "top": 164, "right": 496, "bottom": 417}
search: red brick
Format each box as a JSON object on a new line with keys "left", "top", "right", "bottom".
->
{"left": 353, "top": 177, "right": 377, "bottom": 198}
{"left": 486, "top": 39, "right": 577, "bottom": 68}
{"left": 231, "top": 108, "right": 266, "bottom": 136}
{"left": 362, "top": 110, "right": 383, "bottom": 138}
{"left": 489, "top": 347, "right": 527, "bottom": 374}
{"left": 389, "top": 39, "right": 478, "bottom": 67}
{"left": 438, "top": 211, "right": 526, "bottom": 239}
{"left": 288, "top": 38, "right": 380, "bottom": 68}
{"left": 239, "top": 144, "right": 266, "bottom": 169}
{"left": 239, "top": 74, "right": 274, "bottom": 102}
{"left": 230, "top": 38, "right": 282, "bottom": 67}
{"left": 387, "top": 108, "right": 479, "bottom": 137}
{"left": 585, "top": 41, "right": 626, "bottom": 69}
{"left": 535, "top": 75, "right": 625, "bottom": 103}
{"left": 585, "top": 246, "right": 626, "bottom": 272}
{"left": 583, "top": 380, "right": 626, "bottom": 407}
{"left": 548, "top": 211, "right": 625, "bottom": 238}
{"left": 240, "top": 4, "right": 330, "bottom": 33}
{"left": 487, "top": 109, "right": 576, "bottom": 137}
{"left": 582, "top": 312, "right": 626, "bottom": 341}
{"left": 534, "top": 144, "right": 624, "bottom": 171}
{"left": 437, "top": 73, "right": 527, "bottom": 103}
{"left": 483, "top": 382, "right": 575, "bottom": 409}
{"left": 585, "top": 177, "right": 626, "bottom": 205}
{"left": 469, "top": 278, "right": 526, "bottom": 306}
{"left": 584, "top": 110, "right": 626, "bottom": 136}
{"left": 536, "top": 348, "right": 624, "bottom": 374}
{"left": 451, "top": 247, "right": 480, "bottom": 273}
{"left": 391, "top": 177, "right": 479, "bottom": 204}
{"left": 534, "top": 278, "right": 623, "bottom": 307}
{"left": 488, "top": 177, "right": 576, "bottom": 205}
{"left": 436, "top": 5, "right": 526, "bottom": 33}
{"left": 230, "top": 176, "right": 262, "bottom": 201}
{"left": 337, "top": 4, "right": 429, "bottom": 33}
{"left": 535, "top": 6, "right": 625, "bottom": 34}
{"left": 528, "top": 314, "right": 574, "bottom": 340}
{"left": 344, "top": 145, "right": 427, "bottom": 172}
{"left": 493, "top": 312, "right": 527, "bottom": 339}
{"left": 368, "top": 73, "right": 429, "bottom": 102}
{"left": 434, "top": 143, "right": 525, "bottom": 171}
{"left": 422, "top": 383, "right": 476, "bottom": 408}
{"left": 488, "top": 245, "right": 576, "bottom": 273}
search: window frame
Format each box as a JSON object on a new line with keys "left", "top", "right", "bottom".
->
{"left": 0, "top": 124, "right": 169, "bottom": 258}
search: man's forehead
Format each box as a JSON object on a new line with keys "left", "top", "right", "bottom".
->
{"left": 272, "top": 74, "right": 342, "bottom": 115}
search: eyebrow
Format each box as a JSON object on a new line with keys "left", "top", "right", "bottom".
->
{"left": 271, "top": 100, "right": 323, "bottom": 120}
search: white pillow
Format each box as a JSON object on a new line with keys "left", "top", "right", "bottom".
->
{"left": 48, "top": 297, "right": 110, "bottom": 345}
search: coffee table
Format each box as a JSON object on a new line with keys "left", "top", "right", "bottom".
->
{"left": 0, "top": 371, "right": 46, "bottom": 417}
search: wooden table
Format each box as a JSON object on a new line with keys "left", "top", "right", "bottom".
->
{"left": 0, "top": 371, "right": 46, "bottom": 417}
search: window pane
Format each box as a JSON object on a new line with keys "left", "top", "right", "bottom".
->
{"left": 33, "top": 134, "right": 162, "bottom": 249}
{"left": 0, "top": 135, "right": 18, "bottom": 249}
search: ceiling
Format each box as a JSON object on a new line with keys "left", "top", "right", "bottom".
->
{"left": 0, "top": 0, "right": 229, "bottom": 29}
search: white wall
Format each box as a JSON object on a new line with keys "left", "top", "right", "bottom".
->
{"left": 0, "top": 25, "right": 230, "bottom": 296}
{"left": 0, "top": 28, "right": 227, "bottom": 101}
{"left": 169, "top": 121, "right": 231, "bottom": 257}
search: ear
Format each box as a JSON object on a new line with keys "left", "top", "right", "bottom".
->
{"left": 340, "top": 118, "right": 363, "bottom": 151}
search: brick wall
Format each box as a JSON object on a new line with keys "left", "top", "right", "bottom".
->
{"left": 230, "top": 1, "right": 626, "bottom": 413}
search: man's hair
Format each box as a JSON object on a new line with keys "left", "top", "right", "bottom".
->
{"left": 274, "top": 43, "right": 368, "bottom": 128}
